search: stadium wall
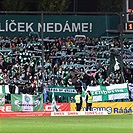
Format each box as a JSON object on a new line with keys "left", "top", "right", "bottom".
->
{"left": 0, "top": 102, "right": 133, "bottom": 117}
{"left": 71, "top": 102, "right": 133, "bottom": 115}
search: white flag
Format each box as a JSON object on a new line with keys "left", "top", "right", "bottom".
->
{"left": 52, "top": 92, "right": 58, "bottom": 112}
{"left": 22, "top": 94, "right": 33, "bottom": 111}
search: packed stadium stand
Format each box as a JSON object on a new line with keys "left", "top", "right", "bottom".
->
{"left": 0, "top": 33, "right": 133, "bottom": 103}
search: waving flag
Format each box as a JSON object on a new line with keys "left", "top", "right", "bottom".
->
{"left": 110, "top": 52, "right": 122, "bottom": 72}
{"left": 0, "top": 94, "right": 5, "bottom": 106}
{"left": 0, "top": 85, "right": 10, "bottom": 94}
{"left": 52, "top": 92, "right": 58, "bottom": 112}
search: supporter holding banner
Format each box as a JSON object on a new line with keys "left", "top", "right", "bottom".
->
{"left": 11, "top": 94, "right": 44, "bottom": 112}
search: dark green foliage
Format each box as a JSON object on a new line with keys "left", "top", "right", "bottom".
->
{"left": 1, "top": 0, "right": 70, "bottom": 12}
{"left": 97, "top": 0, "right": 123, "bottom": 12}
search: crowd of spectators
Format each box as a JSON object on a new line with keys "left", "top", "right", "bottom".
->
{"left": 0, "top": 33, "right": 133, "bottom": 102}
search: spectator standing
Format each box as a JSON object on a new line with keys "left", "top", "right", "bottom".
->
{"left": 74, "top": 91, "right": 82, "bottom": 111}
{"left": 86, "top": 90, "right": 93, "bottom": 111}
{"left": 74, "top": 77, "right": 82, "bottom": 93}
{"left": 81, "top": 71, "right": 91, "bottom": 90}
{"left": 97, "top": 73, "right": 104, "bottom": 85}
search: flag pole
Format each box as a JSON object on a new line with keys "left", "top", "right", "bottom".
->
{"left": 41, "top": 12, "right": 45, "bottom": 93}
{"left": 119, "top": 12, "right": 125, "bottom": 83}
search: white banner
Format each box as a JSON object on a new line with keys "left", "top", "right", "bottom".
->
{"left": 51, "top": 111, "right": 108, "bottom": 116}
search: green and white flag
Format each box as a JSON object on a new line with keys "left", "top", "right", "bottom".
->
{"left": 52, "top": 92, "right": 58, "bottom": 112}
{"left": 86, "top": 83, "right": 129, "bottom": 102}
{"left": 81, "top": 86, "right": 85, "bottom": 101}
{"left": 11, "top": 94, "right": 44, "bottom": 112}
{"left": 0, "top": 85, "right": 10, "bottom": 94}
{"left": 0, "top": 94, "right": 5, "bottom": 106}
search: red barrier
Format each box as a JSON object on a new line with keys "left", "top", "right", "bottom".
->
{"left": 0, "top": 103, "right": 70, "bottom": 117}
{"left": 0, "top": 112, "right": 51, "bottom": 117}
{"left": 44, "top": 103, "right": 70, "bottom": 112}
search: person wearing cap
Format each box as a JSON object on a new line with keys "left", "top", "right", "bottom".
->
{"left": 74, "top": 91, "right": 82, "bottom": 111}
{"left": 86, "top": 90, "right": 93, "bottom": 111}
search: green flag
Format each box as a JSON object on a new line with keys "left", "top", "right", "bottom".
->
{"left": 86, "top": 83, "right": 129, "bottom": 102}
{"left": 81, "top": 87, "right": 85, "bottom": 101}
{"left": 0, "top": 94, "right": 5, "bottom": 106}
{"left": 0, "top": 85, "right": 10, "bottom": 94}
{"left": 52, "top": 92, "right": 58, "bottom": 112}
{"left": 11, "top": 94, "right": 44, "bottom": 112}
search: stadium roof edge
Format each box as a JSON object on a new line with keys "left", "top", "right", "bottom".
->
{"left": 0, "top": 11, "right": 122, "bottom": 15}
